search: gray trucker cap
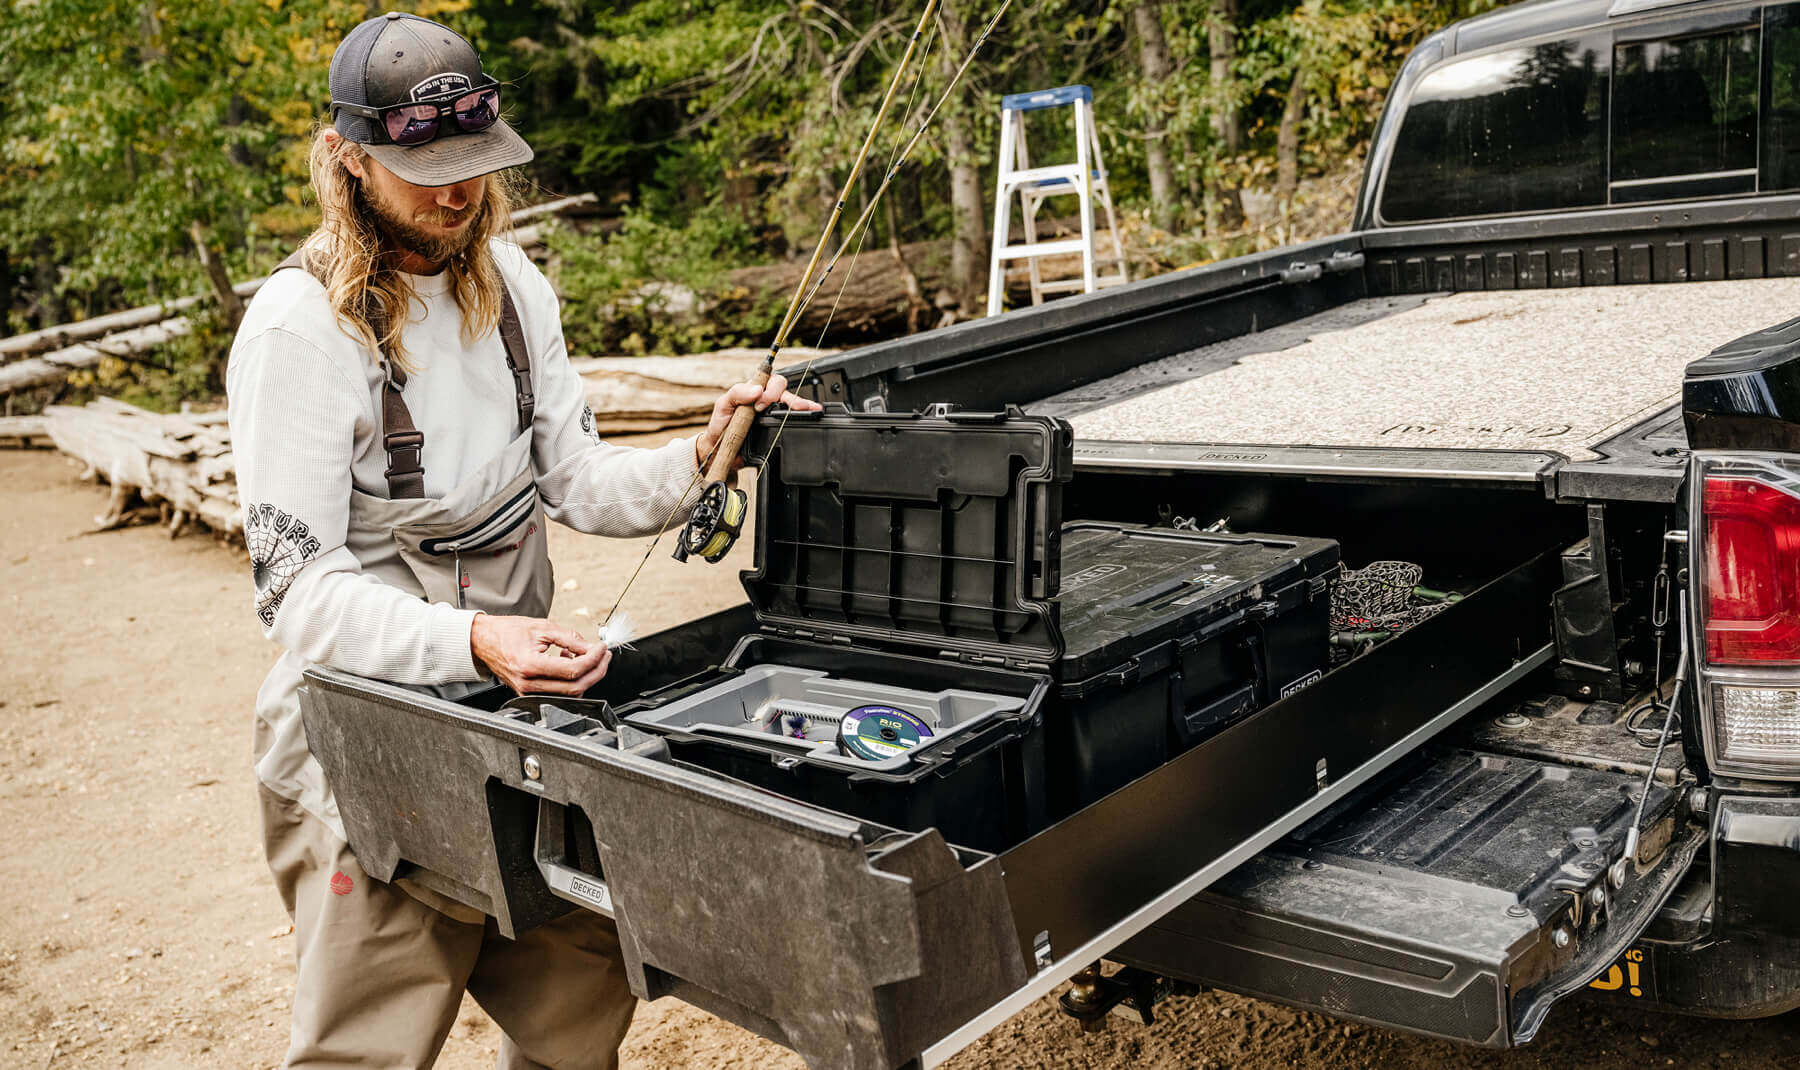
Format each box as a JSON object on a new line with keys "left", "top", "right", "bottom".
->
{"left": 328, "top": 12, "right": 533, "bottom": 187}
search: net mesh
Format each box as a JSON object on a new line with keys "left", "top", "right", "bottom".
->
{"left": 1330, "top": 561, "right": 1451, "bottom": 633}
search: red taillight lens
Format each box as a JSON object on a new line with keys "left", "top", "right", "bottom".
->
{"left": 1704, "top": 475, "right": 1800, "bottom": 664}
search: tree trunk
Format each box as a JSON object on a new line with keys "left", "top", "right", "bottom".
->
{"left": 29, "top": 236, "right": 58, "bottom": 331}
{"left": 226, "top": 94, "right": 252, "bottom": 167}
{"left": 1276, "top": 67, "right": 1309, "bottom": 199}
{"left": 1132, "top": 1, "right": 1179, "bottom": 232}
{"left": 189, "top": 221, "right": 246, "bottom": 332}
{"left": 886, "top": 196, "right": 930, "bottom": 333}
{"left": 937, "top": 1, "right": 988, "bottom": 313}
{"left": 1208, "top": 0, "right": 1241, "bottom": 152}
{"left": 1205, "top": 0, "right": 1244, "bottom": 234}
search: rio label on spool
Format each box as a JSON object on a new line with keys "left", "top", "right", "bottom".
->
{"left": 838, "top": 705, "right": 933, "bottom": 761}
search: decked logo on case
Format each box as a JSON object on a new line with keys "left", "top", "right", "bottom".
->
{"left": 1061, "top": 562, "right": 1127, "bottom": 592}
{"left": 1281, "top": 670, "right": 1323, "bottom": 699}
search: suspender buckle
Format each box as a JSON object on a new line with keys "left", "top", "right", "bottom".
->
{"left": 383, "top": 430, "right": 426, "bottom": 480}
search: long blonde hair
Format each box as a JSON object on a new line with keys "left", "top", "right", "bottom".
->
{"left": 303, "top": 127, "right": 519, "bottom": 371}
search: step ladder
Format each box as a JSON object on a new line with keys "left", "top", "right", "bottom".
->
{"left": 987, "top": 84, "right": 1128, "bottom": 317}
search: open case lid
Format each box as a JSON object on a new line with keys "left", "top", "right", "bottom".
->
{"left": 739, "top": 404, "right": 1073, "bottom": 670}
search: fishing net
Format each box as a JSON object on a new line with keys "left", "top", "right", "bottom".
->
{"left": 1330, "top": 561, "right": 1453, "bottom": 633}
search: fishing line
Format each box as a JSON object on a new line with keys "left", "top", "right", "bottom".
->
{"left": 602, "top": 0, "right": 1017, "bottom": 631}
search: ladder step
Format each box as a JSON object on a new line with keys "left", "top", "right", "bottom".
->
{"left": 994, "top": 239, "right": 1089, "bottom": 260}
{"left": 1001, "top": 84, "right": 1093, "bottom": 112}
{"left": 1034, "top": 276, "right": 1128, "bottom": 294}
{"left": 1000, "top": 164, "right": 1084, "bottom": 187}
{"left": 1018, "top": 171, "right": 1107, "bottom": 192}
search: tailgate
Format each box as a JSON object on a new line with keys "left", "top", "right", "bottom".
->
{"left": 1114, "top": 740, "right": 1704, "bottom": 1047}
{"left": 300, "top": 551, "right": 1561, "bottom": 1069}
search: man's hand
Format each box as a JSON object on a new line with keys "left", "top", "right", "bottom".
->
{"left": 694, "top": 372, "right": 823, "bottom": 473}
{"left": 470, "top": 613, "right": 612, "bottom": 696}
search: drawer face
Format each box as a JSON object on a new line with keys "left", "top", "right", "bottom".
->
{"left": 301, "top": 550, "right": 1563, "bottom": 1069}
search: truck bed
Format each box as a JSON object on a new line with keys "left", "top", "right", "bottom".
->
{"left": 1047, "top": 278, "right": 1800, "bottom": 460}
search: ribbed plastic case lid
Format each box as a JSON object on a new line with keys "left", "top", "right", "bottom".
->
{"left": 739, "top": 404, "right": 1074, "bottom": 668}
{"left": 1055, "top": 522, "right": 1342, "bottom": 682}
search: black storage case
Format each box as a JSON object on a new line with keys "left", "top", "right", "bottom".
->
{"left": 620, "top": 405, "right": 1340, "bottom": 849}
{"left": 618, "top": 404, "right": 1073, "bottom": 852}
{"left": 1047, "top": 522, "right": 1340, "bottom": 815}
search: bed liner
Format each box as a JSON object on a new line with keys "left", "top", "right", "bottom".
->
{"left": 1050, "top": 279, "right": 1798, "bottom": 472}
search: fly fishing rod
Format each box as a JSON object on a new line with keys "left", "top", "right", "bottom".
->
{"left": 671, "top": 0, "right": 943, "bottom": 565}
{"left": 601, "top": 0, "right": 1017, "bottom": 638}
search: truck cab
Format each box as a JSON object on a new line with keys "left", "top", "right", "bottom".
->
{"left": 299, "top": 0, "right": 1800, "bottom": 1064}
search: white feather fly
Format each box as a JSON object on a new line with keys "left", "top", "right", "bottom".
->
{"left": 598, "top": 611, "right": 639, "bottom": 652}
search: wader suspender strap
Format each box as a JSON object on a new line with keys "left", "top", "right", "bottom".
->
{"left": 271, "top": 250, "right": 533, "bottom": 499}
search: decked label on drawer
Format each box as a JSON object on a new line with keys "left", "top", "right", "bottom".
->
{"left": 568, "top": 875, "right": 614, "bottom": 912}
{"left": 1062, "top": 562, "right": 1127, "bottom": 592}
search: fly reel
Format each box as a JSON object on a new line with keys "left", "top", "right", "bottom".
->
{"left": 673, "top": 479, "right": 749, "bottom": 563}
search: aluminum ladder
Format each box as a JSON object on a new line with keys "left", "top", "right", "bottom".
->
{"left": 986, "top": 84, "right": 1128, "bottom": 316}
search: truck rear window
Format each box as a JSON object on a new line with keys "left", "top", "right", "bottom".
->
{"left": 1382, "top": 6, "right": 1800, "bottom": 223}
{"left": 1382, "top": 36, "right": 1610, "bottom": 224}
{"left": 1765, "top": 5, "right": 1800, "bottom": 190}
{"left": 1611, "top": 25, "right": 1760, "bottom": 203}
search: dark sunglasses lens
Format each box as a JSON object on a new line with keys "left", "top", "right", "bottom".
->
{"left": 453, "top": 88, "right": 500, "bottom": 132}
{"left": 385, "top": 104, "right": 440, "bottom": 146}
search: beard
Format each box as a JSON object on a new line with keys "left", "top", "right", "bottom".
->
{"left": 359, "top": 183, "right": 486, "bottom": 266}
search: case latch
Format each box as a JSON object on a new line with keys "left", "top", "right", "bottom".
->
{"left": 1106, "top": 657, "right": 1143, "bottom": 687}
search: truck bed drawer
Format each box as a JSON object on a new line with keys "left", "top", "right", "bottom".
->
{"left": 299, "top": 550, "right": 1562, "bottom": 1069}
{"left": 1113, "top": 745, "right": 1705, "bottom": 1048}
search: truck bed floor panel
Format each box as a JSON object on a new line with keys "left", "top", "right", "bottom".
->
{"left": 1065, "top": 278, "right": 1800, "bottom": 460}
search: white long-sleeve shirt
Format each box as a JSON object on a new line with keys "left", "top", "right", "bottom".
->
{"left": 227, "top": 238, "right": 701, "bottom": 687}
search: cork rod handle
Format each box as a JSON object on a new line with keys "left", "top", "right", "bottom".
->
{"left": 704, "top": 363, "right": 773, "bottom": 483}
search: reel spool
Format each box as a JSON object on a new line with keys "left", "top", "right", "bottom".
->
{"left": 674, "top": 480, "right": 749, "bottom": 563}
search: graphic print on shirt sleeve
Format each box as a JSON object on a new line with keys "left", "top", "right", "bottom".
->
{"left": 580, "top": 403, "right": 601, "bottom": 445}
{"left": 245, "top": 502, "right": 324, "bottom": 627}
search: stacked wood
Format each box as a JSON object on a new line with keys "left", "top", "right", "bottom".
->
{"left": 0, "top": 194, "right": 597, "bottom": 396}
{"left": 0, "top": 278, "right": 264, "bottom": 361}
{"left": 571, "top": 347, "right": 837, "bottom": 433}
{"left": 0, "top": 415, "right": 51, "bottom": 448}
{"left": 41, "top": 398, "right": 240, "bottom": 539}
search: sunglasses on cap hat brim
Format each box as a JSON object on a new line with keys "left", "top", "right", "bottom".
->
{"left": 332, "top": 81, "right": 503, "bottom": 147}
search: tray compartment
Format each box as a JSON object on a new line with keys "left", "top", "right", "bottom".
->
{"left": 629, "top": 664, "right": 1024, "bottom": 773}
{"left": 624, "top": 635, "right": 1051, "bottom": 853}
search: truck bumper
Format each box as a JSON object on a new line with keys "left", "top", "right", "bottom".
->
{"left": 1584, "top": 793, "right": 1800, "bottom": 1019}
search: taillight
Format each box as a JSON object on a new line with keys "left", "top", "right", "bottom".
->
{"left": 1694, "top": 456, "right": 1800, "bottom": 779}
{"left": 1703, "top": 475, "right": 1800, "bottom": 664}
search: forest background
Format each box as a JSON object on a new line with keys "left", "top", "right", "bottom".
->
{"left": 0, "top": 0, "right": 1498, "bottom": 411}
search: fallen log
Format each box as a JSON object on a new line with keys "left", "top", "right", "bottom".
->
{"left": 572, "top": 348, "right": 837, "bottom": 434}
{"left": 0, "top": 278, "right": 265, "bottom": 361}
{"left": 42, "top": 399, "right": 241, "bottom": 539}
{"left": 710, "top": 229, "right": 1123, "bottom": 342}
{"left": 0, "top": 414, "right": 51, "bottom": 448}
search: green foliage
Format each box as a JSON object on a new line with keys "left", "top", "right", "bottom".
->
{"left": 62, "top": 305, "right": 233, "bottom": 412}
{"left": 544, "top": 201, "right": 761, "bottom": 355}
{"left": 4, "top": 0, "right": 1509, "bottom": 392}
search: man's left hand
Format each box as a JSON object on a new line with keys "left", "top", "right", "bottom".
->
{"left": 694, "top": 373, "right": 822, "bottom": 473}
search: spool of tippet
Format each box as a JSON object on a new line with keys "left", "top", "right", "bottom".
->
{"left": 838, "top": 704, "right": 934, "bottom": 761}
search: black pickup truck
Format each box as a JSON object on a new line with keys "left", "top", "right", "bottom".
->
{"left": 299, "top": 0, "right": 1800, "bottom": 1065}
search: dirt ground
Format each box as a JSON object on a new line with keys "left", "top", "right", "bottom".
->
{"left": 3, "top": 442, "right": 1798, "bottom": 1069}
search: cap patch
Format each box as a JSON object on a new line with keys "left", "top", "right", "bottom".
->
{"left": 411, "top": 72, "right": 472, "bottom": 100}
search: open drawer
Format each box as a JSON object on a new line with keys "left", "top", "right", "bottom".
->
{"left": 299, "top": 542, "right": 1565, "bottom": 1069}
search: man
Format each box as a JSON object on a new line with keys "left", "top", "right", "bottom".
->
{"left": 227, "top": 12, "right": 817, "bottom": 1068}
